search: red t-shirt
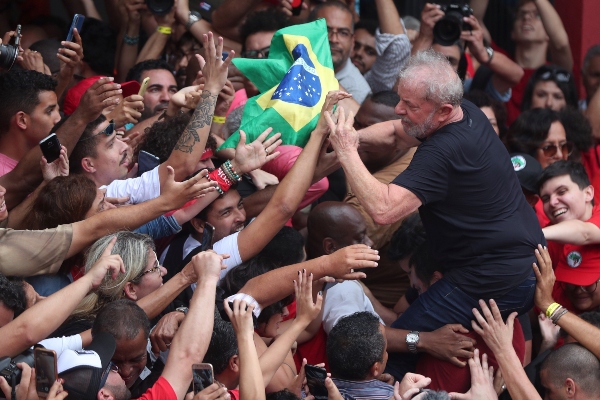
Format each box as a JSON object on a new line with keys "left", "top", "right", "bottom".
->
{"left": 135, "top": 377, "right": 177, "bottom": 400}
{"left": 506, "top": 67, "right": 536, "bottom": 126}
{"left": 229, "top": 389, "right": 240, "bottom": 400}
{"left": 415, "top": 319, "right": 525, "bottom": 393}
{"left": 284, "top": 301, "right": 330, "bottom": 371}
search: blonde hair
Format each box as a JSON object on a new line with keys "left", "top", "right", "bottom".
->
{"left": 71, "top": 231, "right": 155, "bottom": 319}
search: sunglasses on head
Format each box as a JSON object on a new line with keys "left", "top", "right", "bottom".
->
{"left": 241, "top": 46, "right": 270, "bottom": 59}
{"left": 540, "top": 141, "right": 574, "bottom": 158}
{"left": 540, "top": 70, "right": 571, "bottom": 83}
{"left": 78, "top": 120, "right": 116, "bottom": 142}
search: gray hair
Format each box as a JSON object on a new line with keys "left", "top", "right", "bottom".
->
{"left": 72, "top": 231, "right": 155, "bottom": 319}
{"left": 397, "top": 49, "right": 463, "bottom": 107}
{"left": 583, "top": 44, "right": 600, "bottom": 73}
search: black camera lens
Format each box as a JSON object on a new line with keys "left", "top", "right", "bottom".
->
{"left": 433, "top": 12, "right": 464, "bottom": 46}
{"left": 0, "top": 43, "right": 18, "bottom": 71}
{"left": 146, "top": 0, "right": 174, "bottom": 15}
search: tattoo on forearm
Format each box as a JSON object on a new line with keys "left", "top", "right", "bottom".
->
{"left": 174, "top": 90, "right": 217, "bottom": 154}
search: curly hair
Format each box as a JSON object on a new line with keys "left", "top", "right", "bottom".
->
{"left": 239, "top": 8, "right": 290, "bottom": 49}
{"left": 521, "top": 65, "right": 579, "bottom": 112}
{"left": 126, "top": 59, "right": 173, "bottom": 83}
{"left": 0, "top": 274, "right": 26, "bottom": 319}
{"left": 137, "top": 112, "right": 217, "bottom": 162}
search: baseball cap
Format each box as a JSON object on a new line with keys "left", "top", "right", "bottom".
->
{"left": 555, "top": 252, "right": 600, "bottom": 286}
{"left": 511, "top": 153, "right": 542, "bottom": 193}
{"left": 51, "top": 332, "right": 117, "bottom": 400}
{"left": 63, "top": 77, "right": 141, "bottom": 115}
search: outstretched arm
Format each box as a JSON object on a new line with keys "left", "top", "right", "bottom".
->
{"left": 0, "top": 239, "right": 125, "bottom": 358}
{"left": 535, "top": 0, "right": 573, "bottom": 71}
{"left": 542, "top": 220, "right": 600, "bottom": 245}
{"left": 328, "top": 109, "right": 422, "bottom": 225}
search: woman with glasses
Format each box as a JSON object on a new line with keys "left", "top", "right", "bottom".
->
{"left": 505, "top": 108, "right": 573, "bottom": 169}
{"left": 521, "top": 64, "right": 579, "bottom": 112}
{"left": 54, "top": 231, "right": 198, "bottom": 336}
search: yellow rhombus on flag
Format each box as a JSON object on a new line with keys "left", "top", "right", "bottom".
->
{"left": 218, "top": 19, "right": 339, "bottom": 150}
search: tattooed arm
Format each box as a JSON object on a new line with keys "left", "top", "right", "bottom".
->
{"left": 158, "top": 32, "right": 233, "bottom": 185}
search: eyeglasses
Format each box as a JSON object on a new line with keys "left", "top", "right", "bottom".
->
{"left": 327, "top": 27, "right": 352, "bottom": 40}
{"left": 540, "top": 70, "right": 571, "bottom": 83}
{"left": 241, "top": 46, "right": 270, "bottom": 59}
{"left": 132, "top": 260, "right": 161, "bottom": 283}
{"left": 516, "top": 9, "right": 541, "bottom": 20}
{"left": 539, "top": 142, "right": 574, "bottom": 158}
{"left": 78, "top": 120, "right": 116, "bottom": 142}
{"left": 560, "top": 279, "right": 600, "bottom": 294}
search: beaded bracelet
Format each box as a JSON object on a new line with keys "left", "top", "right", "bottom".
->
{"left": 206, "top": 173, "right": 224, "bottom": 195}
{"left": 223, "top": 160, "right": 241, "bottom": 182}
{"left": 208, "top": 167, "right": 235, "bottom": 194}
{"left": 123, "top": 34, "right": 140, "bottom": 45}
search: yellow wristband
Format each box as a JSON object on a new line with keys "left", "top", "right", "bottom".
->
{"left": 546, "top": 302, "right": 561, "bottom": 318}
{"left": 157, "top": 26, "right": 172, "bottom": 35}
{"left": 212, "top": 115, "right": 226, "bottom": 124}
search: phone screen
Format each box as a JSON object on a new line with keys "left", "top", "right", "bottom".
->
{"left": 35, "top": 349, "right": 57, "bottom": 397}
{"left": 305, "top": 365, "right": 328, "bottom": 400}
{"left": 192, "top": 364, "right": 214, "bottom": 394}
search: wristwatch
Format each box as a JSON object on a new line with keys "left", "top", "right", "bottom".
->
{"left": 483, "top": 46, "right": 494, "bottom": 66}
{"left": 175, "top": 306, "right": 189, "bottom": 315}
{"left": 186, "top": 11, "right": 202, "bottom": 31}
{"left": 406, "top": 331, "right": 420, "bottom": 354}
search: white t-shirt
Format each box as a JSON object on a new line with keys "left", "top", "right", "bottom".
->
{"left": 322, "top": 280, "right": 384, "bottom": 334}
{"left": 159, "top": 232, "right": 242, "bottom": 287}
{"left": 103, "top": 166, "right": 160, "bottom": 204}
{"left": 38, "top": 335, "right": 83, "bottom": 354}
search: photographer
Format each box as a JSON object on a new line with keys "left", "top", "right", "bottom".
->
{"left": 411, "top": 3, "right": 523, "bottom": 102}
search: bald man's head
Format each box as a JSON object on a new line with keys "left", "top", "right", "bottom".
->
{"left": 306, "top": 202, "right": 373, "bottom": 259}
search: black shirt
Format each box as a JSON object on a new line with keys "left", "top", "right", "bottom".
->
{"left": 392, "top": 100, "right": 545, "bottom": 297}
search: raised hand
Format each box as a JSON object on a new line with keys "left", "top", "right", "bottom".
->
{"left": 224, "top": 299, "right": 255, "bottom": 339}
{"left": 85, "top": 237, "right": 126, "bottom": 288}
{"left": 108, "top": 94, "right": 145, "bottom": 128}
{"left": 191, "top": 250, "right": 227, "bottom": 283}
{"left": 294, "top": 270, "right": 323, "bottom": 326}
{"left": 150, "top": 311, "right": 186, "bottom": 356}
{"left": 314, "top": 90, "right": 352, "bottom": 136}
{"left": 196, "top": 32, "right": 234, "bottom": 95}
{"left": 325, "top": 106, "right": 359, "bottom": 159}
{"left": 58, "top": 28, "right": 84, "bottom": 77}
{"left": 449, "top": 349, "right": 497, "bottom": 400}
{"left": 532, "top": 244, "right": 555, "bottom": 312}
{"left": 41, "top": 145, "right": 69, "bottom": 182}
{"left": 189, "top": 382, "right": 230, "bottom": 400}
{"left": 229, "top": 129, "right": 283, "bottom": 174}
{"left": 47, "top": 378, "right": 69, "bottom": 400}
{"left": 326, "top": 244, "right": 379, "bottom": 280}
{"left": 73, "top": 77, "right": 122, "bottom": 122}
{"left": 471, "top": 299, "right": 517, "bottom": 356}
{"left": 0, "top": 363, "right": 38, "bottom": 400}
{"left": 19, "top": 49, "right": 48, "bottom": 74}
{"left": 159, "top": 166, "right": 218, "bottom": 209}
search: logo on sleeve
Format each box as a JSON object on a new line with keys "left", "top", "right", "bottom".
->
{"left": 511, "top": 155, "right": 526, "bottom": 171}
{"left": 567, "top": 251, "right": 582, "bottom": 268}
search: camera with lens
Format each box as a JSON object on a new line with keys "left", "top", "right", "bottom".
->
{"left": 146, "top": 0, "right": 174, "bottom": 15}
{"left": 0, "top": 24, "right": 21, "bottom": 71}
{"left": 0, "top": 349, "right": 35, "bottom": 385}
{"left": 433, "top": 4, "right": 473, "bottom": 46}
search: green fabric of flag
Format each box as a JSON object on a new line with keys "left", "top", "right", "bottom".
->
{"left": 218, "top": 19, "right": 339, "bottom": 150}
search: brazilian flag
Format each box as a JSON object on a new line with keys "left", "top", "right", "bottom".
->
{"left": 218, "top": 19, "right": 339, "bottom": 149}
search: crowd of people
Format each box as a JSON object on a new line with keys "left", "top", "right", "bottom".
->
{"left": 0, "top": 0, "right": 600, "bottom": 399}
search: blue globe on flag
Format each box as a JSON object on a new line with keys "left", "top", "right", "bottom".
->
{"left": 271, "top": 44, "right": 322, "bottom": 108}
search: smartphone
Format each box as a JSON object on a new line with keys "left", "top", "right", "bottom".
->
{"left": 35, "top": 348, "right": 57, "bottom": 398}
{"left": 201, "top": 223, "right": 215, "bottom": 251}
{"left": 192, "top": 363, "right": 214, "bottom": 394}
{"left": 66, "top": 14, "right": 85, "bottom": 42}
{"left": 138, "top": 77, "right": 150, "bottom": 96}
{"left": 14, "top": 24, "right": 21, "bottom": 48}
{"left": 137, "top": 150, "right": 161, "bottom": 176}
{"left": 291, "top": 0, "right": 302, "bottom": 16}
{"left": 305, "top": 364, "right": 328, "bottom": 400}
{"left": 39, "top": 133, "right": 61, "bottom": 163}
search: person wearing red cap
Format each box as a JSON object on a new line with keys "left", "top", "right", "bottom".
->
{"left": 540, "top": 161, "right": 600, "bottom": 313}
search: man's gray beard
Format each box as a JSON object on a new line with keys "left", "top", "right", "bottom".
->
{"left": 403, "top": 111, "right": 437, "bottom": 140}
